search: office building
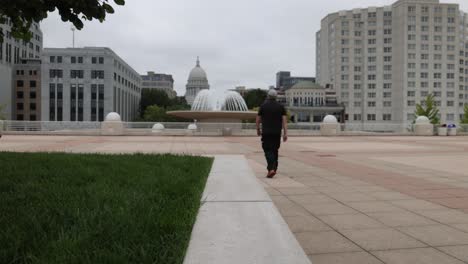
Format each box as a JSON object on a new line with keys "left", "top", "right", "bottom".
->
{"left": 0, "top": 20, "right": 43, "bottom": 119}
{"left": 12, "top": 59, "right": 41, "bottom": 120}
{"left": 41, "top": 47, "right": 141, "bottom": 122}
{"left": 141, "top": 71, "right": 176, "bottom": 98}
{"left": 276, "top": 71, "right": 316, "bottom": 90}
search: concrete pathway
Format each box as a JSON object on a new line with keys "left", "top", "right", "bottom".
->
{"left": 2, "top": 135, "right": 468, "bottom": 263}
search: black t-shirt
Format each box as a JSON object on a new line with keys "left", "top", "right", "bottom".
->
{"left": 258, "top": 99, "right": 286, "bottom": 135}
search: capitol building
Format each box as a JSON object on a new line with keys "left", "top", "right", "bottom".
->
{"left": 185, "top": 57, "right": 210, "bottom": 105}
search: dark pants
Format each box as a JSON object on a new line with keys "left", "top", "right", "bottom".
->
{"left": 262, "top": 134, "right": 281, "bottom": 171}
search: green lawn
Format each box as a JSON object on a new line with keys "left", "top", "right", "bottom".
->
{"left": 0, "top": 152, "right": 213, "bottom": 264}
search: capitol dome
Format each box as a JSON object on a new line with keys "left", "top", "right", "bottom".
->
{"left": 185, "top": 57, "right": 210, "bottom": 106}
{"left": 188, "top": 58, "right": 207, "bottom": 80}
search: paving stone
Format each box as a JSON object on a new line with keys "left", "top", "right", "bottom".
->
{"left": 398, "top": 225, "right": 468, "bottom": 246}
{"left": 327, "top": 192, "right": 378, "bottom": 202}
{"left": 296, "top": 231, "right": 361, "bottom": 254}
{"left": 340, "top": 228, "right": 425, "bottom": 251}
{"left": 318, "top": 213, "right": 385, "bottom": 230}
{"left": 302, "top": 202, "right": 359, "bottom": 216}
{"left": 372, "top": 248, "right": 464, "bottom": 264}
{"left": 276, "top": 187, "right": 318, "bottom": 195}
{"left": 415, "top": 209, "right": 468, "bottom": 224}
{"left": 308, "top": 251, "right": 384, "bottom": 264}
{"left": 390, "top": 199, "right": 448, "bottom": 211}
{"left": 346, "top": 201, "right": 406, "bottom": 213}
{"left": 284, "top": 215, "right": 331, "bottom": 233}
{"left": 367, "top": 211, "right": 438, "bottom": 227}
{"left": 369, "top": 191, "right": 414, "bottom": 201}
{"left": 437, "top": 245, "right": 468, "bottom": 262}
{"left": 288, "top": 194, "right": 337, "bottom": 205}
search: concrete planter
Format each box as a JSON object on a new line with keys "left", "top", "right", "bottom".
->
{"left": 448, "top": 128, "right": 457, "bottom": 136}
{"left": 437, "top": 127, "right": 447, "bottom": 136}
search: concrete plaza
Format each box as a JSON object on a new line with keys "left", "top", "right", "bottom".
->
{"left": 2, "top": 135, "right": 468, "bottom": 263}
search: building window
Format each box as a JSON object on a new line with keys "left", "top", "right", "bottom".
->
{"left": 368, "top": 101, "right": 376, "bottom": 107}
{"left": 78, "top": 84, "right": 84, "bottom": 121}
{"left": 383, "top": 114, "right": 392, "bottom": 121}
{"left": 98, "top": 84, "right": 105, "bottom": 121}
{"left": 17, "top": 103, "right": 23, "bottom": 110}
{"left": 92, "top": 57, "right": 97, "bottom": 64}
{"left": 50, "top": 56, "right": 55, "bottom": 63}
{"left": 30, "top": 115, "right": 36, "bottom": 121}
{"left": 354, "top": 114, "right": 362, "bottom": 121}
{"left": 17, "top": 80, "right": 24, "bottom": 87}
{"left": 30, "top": 103, "right": 36, "bottom": 111}
{"left": 30, "top": 80, "right": 36, "bottom": 88}
{"left": 49, "top": 69, "right": 63, "bottom": 78}
{"left": 99, "top": 57, "right": 104, "bottom": 64}
{"left": 71, "top": 56, "right": 76, "bottom": 64}
{"left": 57, "top": 56, "right": 62, "bottom": 63}
{"left": 30, "top": 91, "right": 36, "bottom": 99}
{"left": 16, "top": 114, "right": 24, "bottom": 120}
{"left": 367, "top": 114, "right": 376, "bottom": 121}
{"left": 17, "top": 91, "right": 24, "bottom": 99}
{"left": 407, "top": 100, "right": 415, "bottom": 106}
{"left": 384, "top": 101, "right": 392, "bottom": 107}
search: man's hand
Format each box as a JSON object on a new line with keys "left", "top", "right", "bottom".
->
{"left": 257, "top": 128, "right": 261, "bottom": 136}
{"left": 283, "top": 134, "right": 288, "bottom": 142}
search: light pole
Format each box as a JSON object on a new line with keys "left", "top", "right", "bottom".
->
{"left": 71, "top": 26, "right": 76, "bottom": 48}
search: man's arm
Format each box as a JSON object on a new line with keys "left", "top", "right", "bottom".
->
{"left": 282, "top": 115, "right": 288, "bottom": 142}
{"left": 256, "top": 115, "right": 262, "bottom": 136}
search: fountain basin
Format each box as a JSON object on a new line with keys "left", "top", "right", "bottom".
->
{"left": 167, "top": 110, "right": 257, "bottom": 123}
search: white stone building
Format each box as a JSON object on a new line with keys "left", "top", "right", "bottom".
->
{"left": 185, "top": 57, "right": 209, "bottom": 105}
{"left": 317, "top": 0, "right": 468, "bottom": 125}
{"left": 285, "top": 81, "right": 344, "bottom": 122}
{"left": 0, "top": 20, "right": 43, "bottom": 119}
{"left": 41, "top": 47, "right": 141, "bottom": 122}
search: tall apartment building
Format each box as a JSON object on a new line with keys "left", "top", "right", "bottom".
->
{"left": 0, "top": 20, "right": 43, "bottom": 119}
{"left": 141, "top": 71, "right": 176, "bottom": 98}
{"left": 317, "top": 0, "right": 468, "bottom": 125}
{"left": 12, "top": 59, "right": 42, "bottom": 120}
{"left": 41, "top": 47, "right": 141, "bottom": 122}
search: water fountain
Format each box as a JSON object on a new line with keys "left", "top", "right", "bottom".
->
{"left": 167, "top": 90, "right": 257, "bottom": 123}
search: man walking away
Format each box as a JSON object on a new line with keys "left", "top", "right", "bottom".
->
{"left": 256, "top": 89, "right": 288, "bottom": 178}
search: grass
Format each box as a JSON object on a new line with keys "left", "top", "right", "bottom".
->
{"left": 0, "top": 152, "right": 213, "bottom": 264}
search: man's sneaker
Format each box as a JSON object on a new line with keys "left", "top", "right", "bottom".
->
{"left": 267, "top": 170, "right": 276, "bottom": 178}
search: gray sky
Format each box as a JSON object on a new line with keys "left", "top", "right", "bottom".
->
{"left": 41, "top": 0, "right": 468, "bottom": 95}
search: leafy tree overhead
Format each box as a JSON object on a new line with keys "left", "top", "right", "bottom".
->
{"left": 243, "top": 89, "right": 267, "bottom": 110}
{"left": 0, "top": 0, "right": 125, "bottom": 42}
{"left": 414, "top": 94, "right": 440, "bottom": 125}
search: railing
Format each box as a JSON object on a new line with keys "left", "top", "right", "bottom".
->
{"left": 0, "top": 120, "right": 467, "bottom": 136}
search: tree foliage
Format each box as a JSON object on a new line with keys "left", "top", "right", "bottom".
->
{"left": 461, "top": 104, "right": 468, "bottom": 124}
{"left": 243, "top": 89, "right": 267, "bottom": 110}
{"left": 0, "top": 104, "right": 5, "bottom": 120}
{"left": 0, "top": 0, "right": 125, "bottom": 42}
{"left": 143, "top": 105, "right": 166, "bottom": 122}
{"left": 139, "top": 89, "right": 190, "bottom": 118}
{"left": 415, "top": 94, "right": 440, "bottom": 125}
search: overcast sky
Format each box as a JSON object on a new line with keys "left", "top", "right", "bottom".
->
{"left": 41, "top": 0, "right": 468, "bottom": 95}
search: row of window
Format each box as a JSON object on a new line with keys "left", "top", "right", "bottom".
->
{"left": 49, "top": 69, "right": 105, "bottom": 79}
{"left": 16, "top": 91, "right": 37, "bottom": 99}
{"left": 50, "top": 56, "right": 104, "bottom": 64}
{"left": 16, "top": 114, "right": 37, "bottom": 121}
{"left": 16, "top": 103, "right": 37, "bottom": 111}
{"left": 351, "top": 114, "right": 392, "bottom": 121}
{"left": 16, "top": 80, "right": 37, "bottom": 88}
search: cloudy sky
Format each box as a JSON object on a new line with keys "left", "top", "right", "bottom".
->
{"left": 41, "top": 0, "right": 468, "bottom": 95}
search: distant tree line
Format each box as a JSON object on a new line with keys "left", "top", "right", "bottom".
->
{"left": 138, "top": 89, "right": 190, "bottom": 122}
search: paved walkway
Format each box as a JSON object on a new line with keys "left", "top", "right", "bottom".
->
{"left": 2, "top": 135, "right": 468, "bottom": 263}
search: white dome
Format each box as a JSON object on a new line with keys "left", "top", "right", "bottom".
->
{"left": 188, "top": 124, "right": 197, "bottom": 130}
{"left": 415, "top": 116, "right": 430, "bottom": 124}
{"left": 189, "top": 66, "right": 207, "bottom": 80}
{"left": 152, "top": 123, "right": 165, "bottom": 130}
{"left": 188, "top": 57, "right": 207, "bottom": 80}
{"left": 323, "top": 115, "right": 338, "bottom": 124}
{"left": 105, "top": 112, "right": 121, "bottom": 122}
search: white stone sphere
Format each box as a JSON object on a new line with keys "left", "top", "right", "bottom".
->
{"left": 323, "top": 115, "right": 338, "bottom": 124}
{"left": 415, "top": 116, "right": 430, "bottom": 124}
{"left": 152, "top": 123, "right": 165, "bottom": 130}
{"left": 188, "top": 124, "right": 197, "bottom": 130}
{"left": 104, "top": 112, "right": 121, "bottom": 122}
